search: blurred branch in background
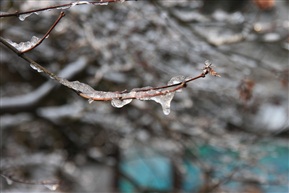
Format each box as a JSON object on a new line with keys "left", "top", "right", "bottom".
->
{"left": 0, "top": 0, "right": 288, "bottom": 192}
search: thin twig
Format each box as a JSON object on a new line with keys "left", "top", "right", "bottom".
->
{"left": 1, "top": 35, "right": 220, "bottom": 104}
{"left": 0, "top": 0, "right": 135, "bottom": 18}
{"left": 21, "top": 11, "right": 66, "bottom": 53}
{"left": 1, "top": 173, "right": 59, "bottom": 188}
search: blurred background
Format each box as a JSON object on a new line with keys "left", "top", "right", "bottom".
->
{"left": 0, "top": 0, "right": 288, "bottom": 192}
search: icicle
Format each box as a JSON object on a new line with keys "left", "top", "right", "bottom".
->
{"left": 19, "top": 13, "right": 33, "bottom": 21}
{"left": 149, "top": 76, "right": 185, "bottom": 115}
{"left": 30, "top": 64, "right": 43, "bottom": 72}
{"left": 43, "top": 184, "right": 59, "bottom": 191}
{"left": 151, "top": 92, "right": 174, "bottom": 115}
{"left": 111, "top": 98, "right": 132, "bottom": 108}
{"left": 88, "top": 98, "right": 94, "bottom": 104}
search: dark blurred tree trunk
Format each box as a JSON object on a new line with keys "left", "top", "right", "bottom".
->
{"left": 111, "top": 144, "right": 121, "bottom": 192}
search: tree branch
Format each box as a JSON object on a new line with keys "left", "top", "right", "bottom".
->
{"left": 21, "top": 11, "right": 66, "bottom": 53}
{"left": 1, "top": 35, "right": 220, "bottom": 114}
{"left": 0, "top": 0, "right": 135, "bottom": 18}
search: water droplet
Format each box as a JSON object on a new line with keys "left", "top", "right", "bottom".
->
{"left": 43, "top": 184, "right": 59, "bottom": 191}
{"left": 168, "top": 76, "right": 185, "bottom": 92}
{"left": 168, "top": 76, "right": 185, "bottom": 85}
{"left": 111, "top": 98, "right": 132, "bottom": 108}
{"left": 30, "top": 64, "right": 43, "bottom": 72}
{"left": 30, "top": 36, "right": 40, "bottom": 44}
{"left": 19, "top": 13, "right": 33, "bottom": 21}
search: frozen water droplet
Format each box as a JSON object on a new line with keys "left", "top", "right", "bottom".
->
{"left": 6, "top": 36, "right": 40, "bottom": 51}
{"left": 4, "top": 176, "right": 13, "bottom": 185}
{"left": 111, "top": 98, "right": 132, "bottom": 108}
{"left": 19, "top": 13, "right": 33, "bottom": 21}
{"left": 43, "top": 184, "right": 59, "bottom": 191}
{"left": 30, "top": 64, "right": 43, "bottom": 72}
{"left": 78, "top": 1, "right": 90, "bottom": 4}
{"left": 57, "top": 5, "right": 71, "bottom": 10}
{"left": 168, "top": 76, "right": 185, "bottom": 85}
{"left": 151, "top": 92, "right": 174, "bottom": 115}
{"left": 88, "top": 99, "right": 94, "bottom": 104}
{"left": 168, "top": 76, "right": 185, "bottom": 92}
{"left": 30, "top": 36, "right": 40, "bottom": 44}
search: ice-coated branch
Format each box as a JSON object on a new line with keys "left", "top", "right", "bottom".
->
{"left": 1, "top": 34, "right": 220, "bottom": 115}
{"left": 0, "top": 0, "right": 134, "bottom": 19}
{"left": 0, "top": 173, "right": 59, "bottom": 191}
{"left": 1, "top": 12, "right": 65, "bottom": 54}
{"left": 22, "top": 11, "right": 66, "bottom": 53}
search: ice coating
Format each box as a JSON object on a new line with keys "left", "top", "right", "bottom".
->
{"left": 168, "top": 75, "right": 185, "bottom": 92}
{"left": 57, "top": 5, "right": 71, "bottom": 10}
{"left": 18, "top": 13, "right": 33, "bottom": 21}
{"left": 111, "top": 98, "right": 132, "bottom": 108}
{"left": 168, "top": 75, "right": 186, "bottom": 85}
{"left": 30, "top": 63, "right": 43, "bottom": 72}
{"left": 71, "top": 1, "right": 91, "bottom": 7}
{"left": 151, "top": 92, "right": 174, "bottom": 115}
{"left": 43, "top": 184, "right": 59, "bottom": 191}
{"left": 6, "top": 36, "right": 40, "bottom": 52}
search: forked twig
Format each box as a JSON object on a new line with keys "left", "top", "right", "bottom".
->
{"left": 21, "top": 11, "right": 66, "bottom": 53}
{"left": 1, "top": 35, "right": 220, "bottom": 114}
{"left": 0, "top": 0, "right": 133, "bottom": 18}
{"left": 0, "top": 0, "right": 221, "bottom": 114}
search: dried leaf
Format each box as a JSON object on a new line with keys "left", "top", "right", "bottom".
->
{"left": 238, "top": 78, "right": 255, "bottom": 103}
{"left": 203, "top": 60, "right": 221, "bottom": 77}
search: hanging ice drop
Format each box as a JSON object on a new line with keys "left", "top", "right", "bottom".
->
{"left": 111, "top": 98, "right": 132, "bottom": 108}
{"left": 43, "top": 184, "right": 59, "bottom": 191}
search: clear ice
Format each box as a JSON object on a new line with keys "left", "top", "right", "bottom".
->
{"left": 149, "top": 76, "right": 185, "bottom": 115}
{"left": 111, "top": 98, "right": 132, "bottom": 108}
{"left": 151, "top": 93, "right": 174, "bottom": 115}
{"left": 6, "top": 36, "right": 40, "bottom": 52}
{"left": 43, "top": 184, "right": 59, "bottom": 191}
{"left": 19, "top": 13, "right": 33, "bottom": 21}
{"left": 168, "top": 75, "right": 185, "bottom": 92}
{"left": 30, "top": 63, "right": 43, "bottom": 72}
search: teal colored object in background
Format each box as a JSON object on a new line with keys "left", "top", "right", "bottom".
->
{"left": 120, "top": 156, "right": 172, "bottom": 192}
{"left": 120, "top": 141, "right": 288, "bottom": 193}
